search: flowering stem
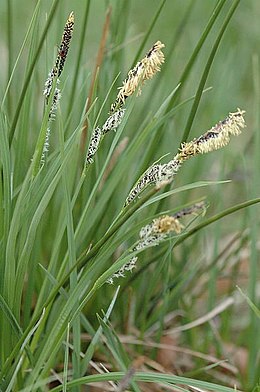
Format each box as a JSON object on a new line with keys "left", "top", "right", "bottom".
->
{"left": 174, "top": 197, "right": 260, "bottom": 247}
{"left": 31, "top": 76, "right": 59, "bottom": 178}
{"left": 80, "top": 6, "right": 111, "bottom": 152}
{"left": 125, "top": 109, "right": 245, "bottom": 206}
{"left": 123, "top": 197, "right": 260, "bottom": 288}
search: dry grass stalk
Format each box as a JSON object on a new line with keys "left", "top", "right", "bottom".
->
{"left": 81, "top": 6, "right": 112, "bottom": 152}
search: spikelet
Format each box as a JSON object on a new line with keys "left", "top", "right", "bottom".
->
{"left": 110, "top": 41, "right": 165, "bottom": 114}
{"left": 85, "top": 41, "right": 164, "bottom": 168}
{"left": 101, "top": 109, "right": 125, "bottom": 134}
{"left": 153, "top": 215, "right": 183, "bottom": 235}
{"left": 43, "top": 69, "right": 58, "bottom": 102}
{"left": 179, "top": 108, "right": 246, "bottom": 158}
{"left": 49, "top": 87, "right": 61, "bottom": 120}
{"left": 55, "top": 12, "right": 74, "bottom": 77}
{"left": 41, "top": 12, "right": 74, "bottom": 168}
{"left": 40, "top": 128, "right": 51, "bottom": 165}
{"left": 85, "top": 109, "right": 125, "bottom": 167}
{"left": 43, "top": 12, "right": 74, "bottom": 102}
{"left": 195, "top": 108, "right": 245, "bottom": 153}
{"left": 85, "top": 127, "right": 102, "bottom": 164}
{"left": 142, "top": 41, "right": 165, "bottom": 80}
{"left": 106, "top": 257, "right": 138, "bottom": 284}
{"left": 107, "top": 202, "right": 205, "bottom": 284}
{"left": 124, "top": 109, "right": 246, "bottom": 206}
{"left": 124, "top": 158, "right": 181, "bottom": 207}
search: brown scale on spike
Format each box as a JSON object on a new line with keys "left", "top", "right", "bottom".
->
{"left": 110, "top": 41, "right": 165, "bottom": 114}
{"left": 56, "top": 12, "right": 74, "bottom": 76}
{"left": 124, "top": 109, "right": 245, "bottom": 207}
{"left": 43, "top": 12, "right": 74, "bottom": 102}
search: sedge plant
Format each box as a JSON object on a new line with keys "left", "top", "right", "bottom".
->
{"left": 0, "top": 1, "right": 259, "bottom": 391}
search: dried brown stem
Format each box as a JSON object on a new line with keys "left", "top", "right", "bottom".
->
{"left": 80, "top": 6, "right": 112, "bottom": 152}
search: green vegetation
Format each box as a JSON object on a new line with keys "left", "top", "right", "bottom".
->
{"left": 0, "top": 0, "right": 259, "bottom": 390}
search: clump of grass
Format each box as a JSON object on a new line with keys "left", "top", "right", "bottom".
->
{"left": 0, "top": 2, "right": 260, "bottom": 391}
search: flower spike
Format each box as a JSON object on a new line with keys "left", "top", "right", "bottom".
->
{"left": 107, "top": 202, "right": 206, "bottom": 284}
{"left": 124, "top": 109, "right": 246, "bottom": 206}
{"left": 110, "top": 41, "right": 165, "bottom": 114}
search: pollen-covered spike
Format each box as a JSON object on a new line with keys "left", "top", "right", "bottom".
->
{"left": 124, "top": 164, "right": 161, "bottom": 206}
{"left": 110, "top": 41, "right": 165, "bottom": 114}
{"left": 107, "top": 202, "right": 206, "bottom": 284}
{"left": 142, "top": 40, "right": 165, "bottom": 80}
{"left": 153, "top": 215, "right": 183, "bottom": 235}
{"left": 48, "top": 87, "right": 61, "bottom": 121}
{"left": 84, "top": 109, "right": 126, "bottom": 168}
{"left": 40, "top": 128, "right": 51, "bottom": 166}
{"left": 124, "top": 109, "right": 245, "bottom": 207}
{"left": 195, "top": 108, "right": 246, "bottom": 154}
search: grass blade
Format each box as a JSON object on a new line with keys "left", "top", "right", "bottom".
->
{"left": 181, "top": 0, "right": 241, "bottom": 142}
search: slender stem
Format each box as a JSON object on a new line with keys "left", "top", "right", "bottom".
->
{"left": 49, "top": 370, "right": 240, "bottom": 392}
{"left": 80, "top": 5, "right": 111, "bottom": 151}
